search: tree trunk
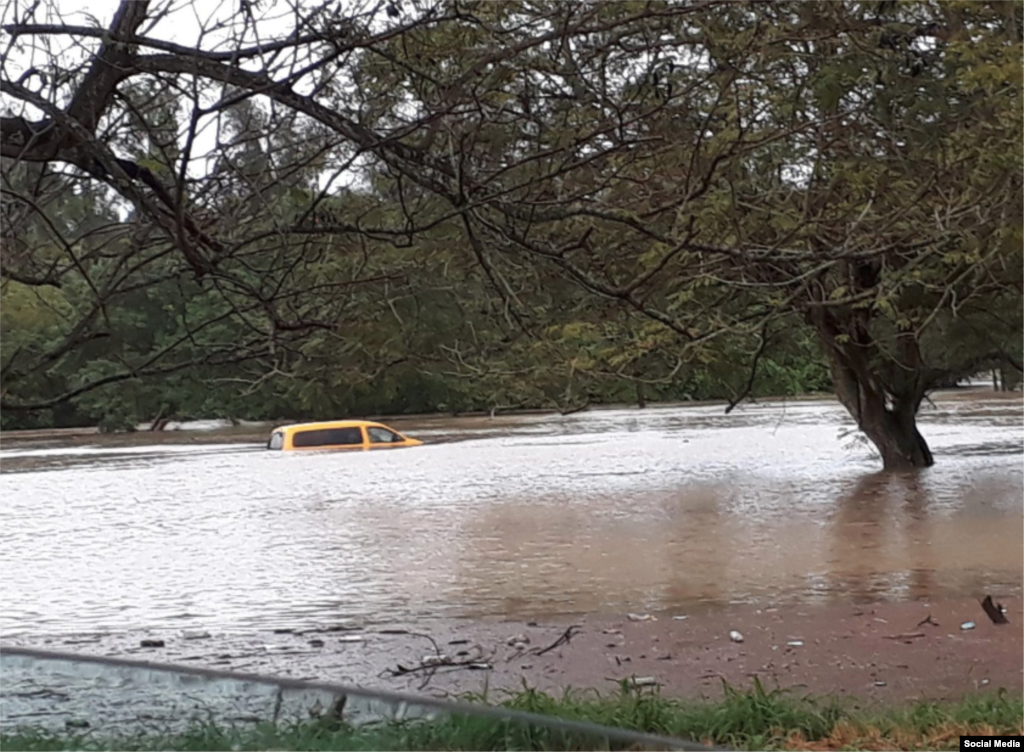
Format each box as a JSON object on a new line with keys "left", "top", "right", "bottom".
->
{"left": 810, "top": 313, "right": 934, "bottom": 470}
{"left": 858, "top": 398, "right": 934, "bottom": 470}
{"left": 826, "top": 357, "right": 934, "bottom": 469}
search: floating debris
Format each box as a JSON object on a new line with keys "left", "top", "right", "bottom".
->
{"left": 338, "top": 635, "right": 366, "bottom": 643}
{"left": 139, "top": 639, "right": 165, "bottom": 648}
{"left": 786, "top": 640, "right": 804, "bottom": 647}
{"left": 981, "top": 595, "right": 1010, "bottom": 625}
{"left": 874, "top": 681, "right": 887, "bottom": 687}
{"left": 883, "top": 632, "right": 926, "bottom": 641}
{"left": 65, "top": 719, "right": 90, "bottom": 729}
{"left": 729, "top": 630, "right": 744, "bottom": 643}
{"left": 627, "top": 613, "right": 656, "bottom": 622}
{"left": 960, "top": 621, "right": 976, "bottom": 631}
{"left": 308, "top": 638, "right": 325, "bottom": 648}
{"left": 506, "top": 634, "right": 530, "bottom": 646}
{"left": 182, "top": 630, "right": 211, "bottom": 640}
{"left": 671, "top": 615, "right": 689, "bottom": 621}
{"left": 630, "top": 676, "right": 659, "bottom": 687}
{"left": 602, "top": 628, "right": 623, "bottom": 635}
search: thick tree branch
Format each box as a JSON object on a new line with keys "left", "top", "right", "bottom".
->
{"left": 64, "top": 0, "right": 151, "bottom": 135}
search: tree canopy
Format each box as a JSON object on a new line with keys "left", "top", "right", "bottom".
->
{"left": 1, "top": 0, "right": 1020, "bottom": 467}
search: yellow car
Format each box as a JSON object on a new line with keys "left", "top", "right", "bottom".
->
{"left": 266, "top": 420, "right": 423, "bottom": 451}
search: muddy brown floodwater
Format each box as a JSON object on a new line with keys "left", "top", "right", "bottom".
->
{"left": 6, "top": 391, "right": 1024, "bottom": 717}
{"left": 0, "top": 391, "right": 1021, "bottom": 710}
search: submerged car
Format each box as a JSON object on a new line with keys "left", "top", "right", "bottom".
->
{"left": 266, "top": 420, "right": 423, "bottom": 451}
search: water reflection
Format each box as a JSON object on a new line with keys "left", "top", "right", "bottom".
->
{"left": 0, "top": 394, "right": 1020, "bottom": 634}
{"left": 827, "top": 472, "right": 928, "bottom": 602}
{"left": 825, "top": 470, "right": 1023, "bottom": 602}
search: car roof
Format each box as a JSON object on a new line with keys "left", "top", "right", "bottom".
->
{"left": 276, "top": 420, "right": 391, "bottom": 433}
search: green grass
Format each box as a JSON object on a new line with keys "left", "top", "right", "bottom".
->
{"left": 3, "top": 681, "right": 1021, "bottom": 751}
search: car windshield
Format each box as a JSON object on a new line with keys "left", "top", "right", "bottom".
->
{"left": 367, "top": 427, "right": 402, "bottom": 443}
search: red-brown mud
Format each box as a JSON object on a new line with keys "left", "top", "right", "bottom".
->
{"left": 12, "top": 597, "right": 1022, "bottom": 707}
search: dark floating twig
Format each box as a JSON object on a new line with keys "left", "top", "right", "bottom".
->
{"left": 378, "top": 630, "right": 494, "bottom": 687}
{"left": 981, "top": 595, "right": 1010, "bottom": 625}
{"left": 915, "top": 614, "right": 939, "bottom": 628}
{"left": 533, "top": 625, "right": 582, "bottom": 656}
{"left": 883, "top": 632, "right": 926, "bottom": 641}
{"left": 384, "top": 659, "right": 493, "bottom": 678}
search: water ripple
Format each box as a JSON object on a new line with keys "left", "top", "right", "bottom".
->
{"left": 1, "top": 394, "right": 1021, "bottom": 635}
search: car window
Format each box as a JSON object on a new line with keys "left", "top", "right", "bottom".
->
{"left": 267, "top": 432, "right": 284, "bottom": 450}
{"left": 367, "top": 427, "right": 402, "bottom": 444}
{"left": 292, "top": 427, "right": 363, "bottom": 448}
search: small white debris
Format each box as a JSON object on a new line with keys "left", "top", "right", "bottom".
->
{"left": 630, "top": 676, "right": 659, "bottom": 687}
{"left": 506, "top": 634, "right": 530, "bottom": 646}
{"left": 729, "top": 630, "right": 744, "bottom": 643}
{"left": 671, "top": 615, "right": 688, "bottom": 621}
{"left": 512, "top": 642, "right": 528, "bottom": 652}
{"left": 602, "top": 628, "right": 623, "bottom": 635}
{"left": 787, "top": 640, "right": 804, "bottom": 647}
{"left": 421, "top": 654, "right": 450, "bottom": 666}
{"left": 628, "top": 613, "right": 657, "bottom": 622}
{"left": 182, "top": 630, "right": 211, "bottom": 640}
{"left": 874, "top": 681, "right": 887, "bottom": 687}
{"left": 960, "top": 621, "right": 976, "bottom": 631}
{"left": 338, "top": 635, "right": 366, "bottom": 642}
{"left": 981, "top": 678, "right": 990, "bottom": 686}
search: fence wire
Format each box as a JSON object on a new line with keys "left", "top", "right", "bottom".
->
{"left": 0, "top": 645, "right": 721, "bottom": 751}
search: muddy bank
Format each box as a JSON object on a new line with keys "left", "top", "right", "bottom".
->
{"left": 6, "top": 597, "right": 1020, "bottom": 708}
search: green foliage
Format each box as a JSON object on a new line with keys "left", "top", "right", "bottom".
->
{"left": 1, "top": 0, "right": 1019, "bottom": 448}
{"left": 1, "top": 149, "right": 834, "bottom": 428}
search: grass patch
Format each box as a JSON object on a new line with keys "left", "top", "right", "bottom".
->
{"left": 2, "top": 681, "right": 1021, "bottom": 751}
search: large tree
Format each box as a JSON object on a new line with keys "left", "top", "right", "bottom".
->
{"left": 339, "top": 0, "right": 1024, "bottom": 468}
{"left": 2, "top": 0, "right": 1020, "bottom": 466}
{"left": 362, "top": 0, "right": 1022, "bottom": 468}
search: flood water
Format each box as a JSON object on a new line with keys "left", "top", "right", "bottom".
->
{"left": 1, "top": 392, "right": 1021, "bottom": 636}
